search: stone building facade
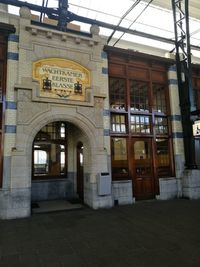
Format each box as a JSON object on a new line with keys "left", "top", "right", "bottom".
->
{"left": 0, "top": 6, "right": 200, "bottom": 219}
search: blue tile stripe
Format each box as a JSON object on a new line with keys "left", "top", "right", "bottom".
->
{"left": 6, "top": 101, "right": 17, "bottom": 110}
{"left": 101, "top": 51, "right": 107, "bottom": 59}
{"left": 102, "top": 67, "right": 108, "bottom": 75}
{"left": 168, "top": 79, "right": 178, "bottom": 85}
{"left": 5, "top": 125, "right": 16, "bottom": 133}
{"left": 170, "top": 115, "right": 181, "bottom": 121}
{"left": 172, "top": 132, "right": 183, "bottom": 138}
{"left": 104, "top": 129, "right": 110, "bottom": 136}
{"left": 103, "top": 109, "right": 110, "bottom": 116}
{"left": 169, "top": 65, "right": 176, "bottom": 71}
{"left": 8, "top": 34, "right": 19, "bottom": 42}
{"left": 7, "top": 52, "right": 19, "bottom": 61}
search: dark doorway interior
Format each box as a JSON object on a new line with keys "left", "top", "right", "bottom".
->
{"left": 77, "top": 142, "right": 84, "bottom": 200}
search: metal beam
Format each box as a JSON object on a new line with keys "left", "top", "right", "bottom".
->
{"left": 171, "top": 0, "right": 197, "bottom": 169}
{"left": 57, "top": 0, "right": 69, "bottom": 30}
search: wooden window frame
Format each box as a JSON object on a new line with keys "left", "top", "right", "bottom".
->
{"left": 108, "top": 49, "right": 175, "bottom": 181}
{"left": 32, "top": 122, "right": 68, "bottom": 180}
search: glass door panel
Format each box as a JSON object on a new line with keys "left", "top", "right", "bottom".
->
{"left": 134, "top": 140, "right": 151, "bottom": 176}
{"left": 132, "top": 138, "right": 155, "bottom": 200}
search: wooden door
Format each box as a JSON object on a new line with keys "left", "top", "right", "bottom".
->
{"left": 132, "top": 138, "right": 155, "bottom": 200}
{"left": 76, "top": 142, "right": 84, "bottom": 200}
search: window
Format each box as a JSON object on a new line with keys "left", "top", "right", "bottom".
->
{"left": 109, "top": 78, "right": 126, "bottom": 110}
{"left": 34, "top": 150, "right": 48, "bottom": 175}
{"left": 111, "top": 114, "right": 126, "bottom": 133}
{"left": 33, "top": 122, "right": 67, "bottom": 179}
{"left": 130, "top": 80, "right": 149, "bottom": 112}
{"left": 130, "top": 115, "right": 151, "bottom": 134}
{"left": 155, "top": 117, "right": 168, "bottom": 135}
{"left": 156, "top": 139, "right": 171, "bottom": 176}
{"left": 153, "top": 84, "right": 167, "bottom": 113}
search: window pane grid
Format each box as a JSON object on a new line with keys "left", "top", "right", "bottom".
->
{"left": 155, "top": 117, "right": 168, "bottom": 134}
{"left": 111, "top": 114, "right": 126, "bottom": 133}
{"left": 35, "top": 122, "right": 67, "bottom": 140}
{"left": 130, "top": 80, "right": 149, "bottom": 112}
{"left": 33, "top": 122, "right": 67, "bottom": 178}
{"left": 130, "top": 115, "right": 151, "bottom": 134}
{"left": 156, "top": 139, "right": 170, "bottom": 177}
{"left": 109, "top": 78, "right": 126, "bottom": 110}
{"left": 153, "top": 84, "right": 167, "bottom": 113}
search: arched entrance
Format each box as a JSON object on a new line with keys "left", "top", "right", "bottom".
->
{"left": 31, "top": 121, "right": 88, "bottom": 203}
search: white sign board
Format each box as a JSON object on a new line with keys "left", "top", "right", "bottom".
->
{"left": 193, "top": 120, "right": 200, "bottom": 136}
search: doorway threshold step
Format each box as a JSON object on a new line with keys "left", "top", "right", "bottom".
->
{"left": 31, "top": 199, "right": 84, "bottom": 214}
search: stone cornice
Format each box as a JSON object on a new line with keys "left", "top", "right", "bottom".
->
{"left": 25, "top": 24, "right": 101, "bottom": 47}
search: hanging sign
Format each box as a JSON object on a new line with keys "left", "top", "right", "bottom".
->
{"left": 32, "top": 58, "right": 90, "bottom": 101}
{"left": 193, "top": 120, "right": 200, "bottom": 136}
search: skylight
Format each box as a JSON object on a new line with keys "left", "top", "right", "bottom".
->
{"left": 6, "top": 0, "right": 200, "bottom": 54}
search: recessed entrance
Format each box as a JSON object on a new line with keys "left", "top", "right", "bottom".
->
{"left": 31, "top": 121, "right": 88, "bottom": 203}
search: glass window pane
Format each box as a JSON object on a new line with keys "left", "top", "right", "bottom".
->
{"left": 130, "top": 115, "right": 151, "bottom": 134}
{"left": 155, "top": 116, "right": 168, "bottom": 134}
{"left": 111, "top": 114, "right": 126, "bottom": 133}
{"left": 153, "top": 84, "right": 167, "bottom": 113}
{"left": 133, "top": 140, "right": 152, "bottom": 176}
{"left": 33, "top": 122, "right": 67, "bottom": 179}
{"left": 111, "top": 138, "right": 129, "bottom": 180}
{"left": 156, "top": 139, "right": 171, "bottom": 177}
{"left": 34, "top": 149, "right": 48, "bottom": 175}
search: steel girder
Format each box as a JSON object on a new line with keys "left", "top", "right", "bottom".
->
{"left": 171, "top": 0, "right": 197, "bottom": 169}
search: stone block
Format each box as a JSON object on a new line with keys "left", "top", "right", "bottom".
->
{"left": 31, "top": 178, "right": 75, "bottom": 201}
{"left": 182, "top": 170, "right": 200, "bottom": 199}
{"left": 159, "top": 178, "right": 178, "bottom": 200}
{"left": 0, "top": 188, "right": 31, "bottom": 219}
{"left": 112, "top": 180, "right": 133, "bottom": 205}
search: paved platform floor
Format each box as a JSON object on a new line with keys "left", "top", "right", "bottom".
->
{"left": 0, "top": 199, "right": 200, "bottom": 267}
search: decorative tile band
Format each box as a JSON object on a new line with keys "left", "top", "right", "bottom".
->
{"left": 7, "top": 52, "right": 19, "bottom": 61}
{"left": 172, "top": 132, "right": 183, "bottom": 138}
{"left": 102, "top": 67, "right": 108, "bottom": 75}
{"left": 6, "top": 101, "right": 17, "bottom": 110}
{"left": 170, "top": 115, "right": 181, "bottom": 121}
{"left": 8, "top": 34, "right": 19, "bottom": 42}
{"left": 168, "top": 79, "right": 178, "bottom": 85}
{"left": 168, "top": 65, "right": 176, "bottom": 71}
{"left": 4, "top": 125, "right": 16, "bottom": 133}
{"left": 101, "top": 51, "right": 107, "bottom": 59}
{"left": 104, "top": 129, "right": 110, "bottom": 136}
{"left": 103, "top": 109, "right": 110, "bottom": 116}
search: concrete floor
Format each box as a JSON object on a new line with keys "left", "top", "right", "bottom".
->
{"left": 0, "top": 199, "right": 200, "bottom": 267}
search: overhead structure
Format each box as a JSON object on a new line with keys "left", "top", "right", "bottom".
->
{"left": 1, "top": 0, "right": 200, "bottom": 52}
{"left": 171, "top": 0, "right": 197, "bottom": 169}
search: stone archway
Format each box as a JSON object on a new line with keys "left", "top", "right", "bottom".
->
{"left": 31, "top": 121, "right": 90, "bottom": 203}
{"left": 11, "top": 105, "right": 104, "bottom": 216}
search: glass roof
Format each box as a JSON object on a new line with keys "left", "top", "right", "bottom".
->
{"left": 7, "top": 0, "right": 200, "bottom": 56}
